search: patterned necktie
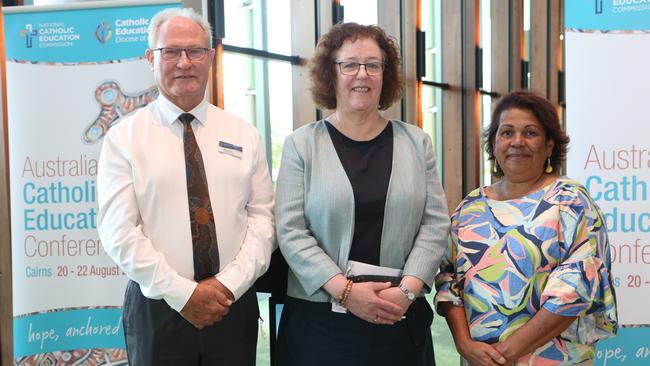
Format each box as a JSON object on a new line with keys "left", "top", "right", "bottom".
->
{"left": 179, "top": 113, "right": 219, "bottom": 281}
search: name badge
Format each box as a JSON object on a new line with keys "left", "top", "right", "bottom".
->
{"left": 218, "top": 141, "right": 243, "bottom": 158}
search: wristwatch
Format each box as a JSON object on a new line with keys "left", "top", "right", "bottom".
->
{"left": 398, "top": 283, "right": 416, "bottom": 301}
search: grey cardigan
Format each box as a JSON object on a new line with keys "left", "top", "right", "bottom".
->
{"left": 275, "top": 120, "right": 450, "bottom": 303}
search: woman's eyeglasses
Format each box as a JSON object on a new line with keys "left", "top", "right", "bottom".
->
{"left": 334, "top": 61, "right": 384, "bottom": 76}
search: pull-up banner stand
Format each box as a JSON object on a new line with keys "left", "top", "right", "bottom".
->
{"left": 565, "top": 2, "right": 650, "bottom": 365}
{"left": 2, "top": 1, "right": 179, "bottom": 363}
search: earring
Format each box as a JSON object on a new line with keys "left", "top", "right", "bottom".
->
{"left": 493, "top": 162, "right": 498, "bottom": 174}
{"left": 545, "top": 157, "right": 553, "bottom": 173}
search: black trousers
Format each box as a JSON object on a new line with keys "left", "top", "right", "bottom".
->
{"left": 276, "top": 296, "right": 435, "bottom": 366}
{"left": 123, "top": 280, "right": 259, "bottom": 366}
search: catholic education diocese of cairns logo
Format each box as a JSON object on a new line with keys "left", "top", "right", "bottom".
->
{"left": 19, "top": 24, "right": 38, "bottom": 48}
{"left": 95, "top": 18, "right": 112, "bottom": 46}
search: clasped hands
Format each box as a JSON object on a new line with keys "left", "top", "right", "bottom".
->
{"left": 180, "top": 276, "right": 234, "bottom": 329}
{"left": 345, "top": 281, "right": 412, "bottom": 325}
{"left": 457, "top": 338, "right": 515, "bottom": 366}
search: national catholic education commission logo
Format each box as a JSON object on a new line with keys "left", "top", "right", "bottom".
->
{"left": 19, "top": 24, "right": 38, "bottom": 48}
{"left": 595, "top": 0, "right": 604, "bottom": 14}
{"left": 18, "top": 22, "right": 81, "bottom": 49}
{"left": 95, "top": 18, "right": 112, "bottom": 46}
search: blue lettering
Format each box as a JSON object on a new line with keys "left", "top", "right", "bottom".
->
{"left": 24, "top": 209, "right": 35, "bottom": 231}
{"left": 604, "top": 181, "right": 619, "bottom": 201}
{"left": 586, "top": 176, "right": 602, "bottom": 200}
{"left": 586, "top": 175, "right": 648, "bottom": 202}
{"left": 639, "top": 213, "right": 650, "bottom": 233}
{"left": 23, "top": 182, "right": 36, "bottom": 204}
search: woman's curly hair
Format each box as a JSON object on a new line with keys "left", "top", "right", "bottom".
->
{"left": 309, "top": 22, "right": 403, "bottom": 110}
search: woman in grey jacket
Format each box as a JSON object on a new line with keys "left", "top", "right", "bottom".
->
{"left": 275, "top": 22, "right": 450, "bottom": 366}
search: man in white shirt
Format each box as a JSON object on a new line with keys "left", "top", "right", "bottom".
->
{"left": 97, "top": 7, "right": 275, "bottom": 365}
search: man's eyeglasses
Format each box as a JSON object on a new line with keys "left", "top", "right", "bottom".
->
{"left": 152, "top": 47, "right": 210, "bottom": 61}
{"left": 334, "top": 61, "right": 384, "bottom": 76}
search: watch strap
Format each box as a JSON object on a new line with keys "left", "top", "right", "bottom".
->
{"left": 398, "top": 283, "right": 416, "bottom": 301}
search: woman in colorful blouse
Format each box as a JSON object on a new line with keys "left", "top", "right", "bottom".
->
{"left": 435, "top": 90, "right": 617, "bottom": 366}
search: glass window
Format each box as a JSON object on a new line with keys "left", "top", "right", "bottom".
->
{"left": 222, "top": 54, "right": 294, "bottom": 182}
{"left": 558, "top": 7, "right": 566, "bottom": 151}
{"left": 223, "top": 53, "right": 257, "bottom": 123}
{"left": 267, "top": 60, "right": 294, "bottom": 180}
{"left": 221, "top": 0, "right": 294, "bottom": 182}
{"left": 256, "top": 292, "right": 272, "bottom": 364}
{"left": 421, "top": 1, "right": 458, "bottom": 365}
{"left": 480, "top": 0, "right": 493, "bottom": 186}
{"left": 222, "top": 1, "right": 253, "bottom": 49}
{"left": 340, "top": 0, "right": 378, "bottom": 25}
{"left": 220, "top": 3, "right": 294, "bottom": 364}
{"left": 523, "top": 0, "right": 531, "bottom": 88}
{"left": 223, "top": 0, "right": 291, "bottom": 55}
{"left": 266, "top": 0, "right": 292, "bottom": 55}
{"left": 421, "top": 0, "right": 444, "bottom": 178}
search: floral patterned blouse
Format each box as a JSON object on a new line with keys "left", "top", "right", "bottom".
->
{"left": 435, "top": 177, "right": 617, "bottom": 365}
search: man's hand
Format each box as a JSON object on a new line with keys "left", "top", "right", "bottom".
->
{"left": 206, "top": 276, "right": 235, "bottom": 302}
{"left": 180, "top": 277, "right": 233, "bottom": 329}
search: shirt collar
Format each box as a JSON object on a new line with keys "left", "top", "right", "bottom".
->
{"left": 156, "top": 94, "right": 209, "bottom": 126}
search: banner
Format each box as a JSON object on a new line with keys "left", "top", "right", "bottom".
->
{"left": 565, "top": 1, "right": 650, "bottom": 365}
{"left": 3, "top": 0, "right": 179, "bottom": 363}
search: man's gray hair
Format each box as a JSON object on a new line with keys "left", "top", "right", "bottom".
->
{"left": 148, "top": 7, "right": 213, "bottom": 48}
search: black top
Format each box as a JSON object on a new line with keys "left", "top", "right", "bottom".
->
{"left": 325, "top": 121, "right": 393, "bottom": 266}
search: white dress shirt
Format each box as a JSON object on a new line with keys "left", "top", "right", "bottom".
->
{"left": 97, "top": 95, "right": 275, "bottom": 312}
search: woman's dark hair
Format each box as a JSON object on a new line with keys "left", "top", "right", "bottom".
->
{"left": 484, "top": 90, "right": 570, "bottom": 177}
{"left": 309, "top": 22, "right": 403, "bottom": 110}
